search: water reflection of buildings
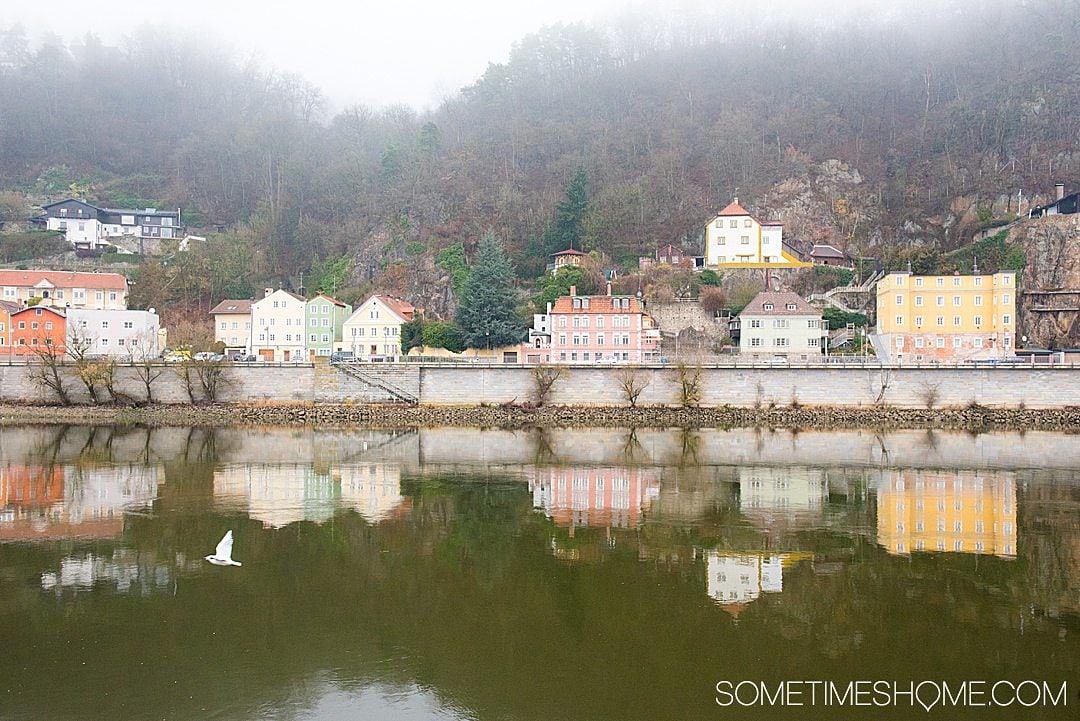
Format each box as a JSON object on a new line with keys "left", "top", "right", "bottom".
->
{"left": 214, "top": 463, "right": 408, "bottom": 528}
{"left": 0, "top": 463, "right": 158, "bottom": 541}
{"left": 528, "top": 466, "right": 660, "bottom": 532}
{"left": 707, "top": 551, "right": 807, "bottom": 616}
{"left": 738, "top": 467, "right": 829, "bottom": 529}
{"left": 40, "top": 549, "right": 187, "bottom": 596}
{"left": 876, "top": 470, "right": 1017, "bottom": 557}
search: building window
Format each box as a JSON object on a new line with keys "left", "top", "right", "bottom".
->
{"left": 750, "top": 338, "right": 762, "bottom": 347}
{"left": 915, "top": 278, "right": 923, "bottom": 287}
{"left": 915, "top": 338, "right": 924, "bottom": 348}
{"left": 895, "top": 337, "right": 904, "bottom": 348}
{"left": 973, "top": 338, "right": 983, "bottom": 348}
{"left": 896, "top": 294, "right": 903, "bottom": 305}
{"left": 915, "top": 296, "right": 923, "bottom": 306}
{"left": 1002, "top": 314, "right": 1011, "bottom": 325}
{"left": 895, "top": 315, "right": 904, "bottom": 326}
{"left": 936, "top": 296, "right": 944, "bottom": 306}
{"left": 953, "top": 316, "right": 961, "bottom": 326}
{"left": 808, "top": 337, "right": 819, "bottom": 347}
{"left": 740, "top": 235, "right": 750, "bottom": 245}
{"left": 974, "top": 277, "right": 983, "bottom": 287}
{"left": 774, "top": 337, "right": 789, "bottom": 347}
{"left": 936, "top": 338, "right": 945, "bottom": 348}
{"left": 915, "top": 316, "right": 923, "bottom": 327}
{"left": 936, "top": 316, "right": 944, "bottom": 327}
{"left": 974, "top": 315, "right": 982, "bottom": 326}
{"left": 953, "top": 337, "right": 962, "bottom": 348}
{"left": 729, "top": 219, "right": 737, "bottom": 228}
{"left": 936, "top": 278, "right": 944, "bottom": 287}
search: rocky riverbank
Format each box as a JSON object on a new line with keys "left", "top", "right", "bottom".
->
{"left": 2, "top": 402, "right": 1080, "bottom": 431}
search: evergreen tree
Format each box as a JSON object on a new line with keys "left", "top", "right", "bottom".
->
{"left": 456, "top": 231, "right": 523, "bottom": 349}
{"left": 546, "top": 167, "right": 588, "bottom": 254}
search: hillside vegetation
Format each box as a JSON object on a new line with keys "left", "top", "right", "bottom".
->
{"left": 1, "top": 0, "right": 1078, "bottom": 319}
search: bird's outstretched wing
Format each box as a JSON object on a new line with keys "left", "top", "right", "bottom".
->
{"left": 215, "top": 530, "right": 234, "bottom": 561}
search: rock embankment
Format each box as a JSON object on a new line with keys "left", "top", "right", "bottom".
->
{"left": 2, "top": 402, "right": 1080, "bottom": 431}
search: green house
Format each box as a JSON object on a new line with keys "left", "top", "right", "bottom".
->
{"left": 304, "top": 293, "right": 352, "bottom": 359}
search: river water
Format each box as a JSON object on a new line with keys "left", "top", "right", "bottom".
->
{"left": 0, "top": 425, "right": 1078, "bottom": 720}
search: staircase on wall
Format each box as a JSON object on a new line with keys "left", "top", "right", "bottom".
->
{"left": 334, "top": 362, "right": 419, "bottom": 404}
{"left": 809, "top": 269, "right": 885, "bottom": 313}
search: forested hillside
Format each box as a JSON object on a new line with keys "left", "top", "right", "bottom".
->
{"left": 1, "top": 0, "right": 1079, "bottom": 317}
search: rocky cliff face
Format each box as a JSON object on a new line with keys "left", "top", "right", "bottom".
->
{"left": 1011, "top": 215, "right": 1080, "bottom": 349}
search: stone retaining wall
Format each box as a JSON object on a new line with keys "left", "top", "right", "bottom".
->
{"left": 1, "top": 361, "right": 1079, "bottom": 411}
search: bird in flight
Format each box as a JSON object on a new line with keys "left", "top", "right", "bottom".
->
{"left": 205, "top": 530, "right": 243, "bottom": 566}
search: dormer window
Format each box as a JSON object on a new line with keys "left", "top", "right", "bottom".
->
{"left": 572, "top": 298, "right": 581, "bottom": 308}
{"left": 581, "top": 298, "right": 589, "bottom": 309}
{"left": 763, "top": 303, "right": 774, "bottom": 310}
{"left": 786, "top": 303, "right": 796, "bottom": 310}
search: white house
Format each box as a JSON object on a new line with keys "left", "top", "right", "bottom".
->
{"left": 66, "top": 309, "right": 161, "bottom": 358}
{"left": 706, "top": 552, "right": 788, "bottom": 609}
{"left": 209, "top": 299, "right": 254, "bottom": 357}
{"left": 341, "top": 295, "right": 417, "bottom": 360}
{"left": 732, "top": 291, "right": 827, "bottom": 359}
{"left": 42, "top": 199, "right": 182, "bottom": 250}
{"left": 250, "top": 288, "right": 307, "bottom": 362}
{"left": 703, "top": 199, "right": 810, "bottom": 268}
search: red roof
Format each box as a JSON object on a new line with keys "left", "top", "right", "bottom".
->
{"left": 368, "top": 294, "right": 416, "bottom": 321}
{"left": 716, "top": 201, "right": 750, "bottom": 216}
{"left": 550, "top": 295, "right": 645, "bottom": 314}
{"left": 309, "top": 293, "right": 348, "bottom": 308}
{"left": 739, "top": 291, "right": 819, "bottom": 317}
{"left": 12, "top": 305, "right": 66, "bottom": 319}
{"left": 209, "top": 299, "right": 254, "bottom": 315}
{"left": 0, "top": 269, "right": 127, "bottom": 291}
{"left": 553, "top": 248, "right": 586, "bottom": 257}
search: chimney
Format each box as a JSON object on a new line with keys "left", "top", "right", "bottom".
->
{"left": 607, "top": 282, "right": 612, "bottom": 296}
{"left": 1056, "top": 183, "right": 1065, "bottom": 201}
{"left": 569, "top": 285, "right": 576, "bottom": 297}
{"left": 264, "top": 288, "right": 273, "bottom": 298}
{"left": 546, "top": 302, "right": 552, "bottom": 314}
{"left": 734, "top": 195, "right": 739, "bottom": 205}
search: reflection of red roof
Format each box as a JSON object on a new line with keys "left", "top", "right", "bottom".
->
{"left": 0, "top": 270, "right": 128, "bottom": 290}
{"left": 209, "top": 299, "right": 254, "bottom": 314}
{"left": 553, "top": 248, "right": 586, "bottom": 257}
{"left": 0, "top": 518, "right": 123, "bottom": 541}
{"left": 550, "top": 295, "right": 646, "bottom": 314}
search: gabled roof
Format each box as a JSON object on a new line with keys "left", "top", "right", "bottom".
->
{"left": 12, "top": 305, "right": 66, "bottom": 318}
{"left": 308, "top": 293, "right": 348, "bottom": 308}
{"left": 0, "top": 300, "right": 21, "bottom": 315}
{"left": 253, "top": 289, "right": 306, "bottom": 306}
{"left": 553, "top": 248, "right": 586, "bottom": 257}
{"left": 550, "top": 295, "right": 646, "bottom": 314}
{"left": 716, "top": 201, "right": 750, "bottom": 216}
{"left": 42, "top": 198, "right": 102, "bottom": 211}
{"left": 348, "top": 294, "right": 416, "bottom": 323}
{"left": 0, "top": 269, "right": 128, "bottom": 291}
{"left": 811, "top": 244, "right": 845, "bottom": 258}
{"left": 739, "top": 291, "right": 819, "bottom": 317}
{"left": 209, "top": 299, "right": 254, "bottom": 315}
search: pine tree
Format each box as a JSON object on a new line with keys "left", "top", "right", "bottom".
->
{"left": 546, "top": 167, "right": 588, "bottom": 254}
{"left": 456, "top": 231, "right": 524, "bottom": 349}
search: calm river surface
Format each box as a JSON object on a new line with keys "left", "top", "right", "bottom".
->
{"left": 1, "top": 425, "right": 1078, "bottom": 720}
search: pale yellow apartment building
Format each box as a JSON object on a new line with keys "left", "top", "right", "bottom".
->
{"left": 875, "top": 271, "right": 1016, "bottom": 363}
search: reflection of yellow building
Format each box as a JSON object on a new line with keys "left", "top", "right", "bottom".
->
{"left": 528, "top": 466, "right": 660, "bottom": 532}
{"left": 877, "top": 470, "right": 1016, "bottom": 557}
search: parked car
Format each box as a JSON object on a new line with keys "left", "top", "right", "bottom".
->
{"left": 234, "top": 354, "right": 258, "bottom": 362}
{"left": 330, "top": 351, "right": 355, "bottom": 363}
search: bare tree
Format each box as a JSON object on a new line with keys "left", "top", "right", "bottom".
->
{"left": 127, "top": 341, "right": 165, "bottom": 404}
{"left": 674, "top": 360, "right": 702, "bottom": 407}
{"left": 26, "top": 339, "right": 70, "bottom": 405}
{"left": 532, "top": 363, "right": 563, "bottom": 406}
{"left": 615, "top": 367, "right": 651, "bottom": 408}
{"left": 918, "top": 380, "right": 941, "bottom": 410}
{"left": 176, "top": 358, "right": 231, "bottom": 403}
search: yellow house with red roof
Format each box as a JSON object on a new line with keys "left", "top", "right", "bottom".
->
{"left": 703, "top": 199, "right": 810, "bottom": 268}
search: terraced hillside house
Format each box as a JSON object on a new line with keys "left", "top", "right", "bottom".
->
{"left": 41, "top": 199, "right": 182, "bottom": 250}
{"left": 342, "top": 295, "right": 417, "bottom": 360}
{"left": 10, "top": 305, "right": 66, "bottom": 358}
{"left": 304, "top": 294, "right": 352, "bottom": 358}
{"left": 731, "top": 291, "right": 827, "bottom": 360}
{"left": 703, "top": 199, "right": 811, "bottom": 269}
{"left": 0, "top": 270, "right": 128, "bottom": 310}
{"left": 209, "top": 299, "right": 254, "bottom": 357}
{"left": 250, "top": 288, "right": 308, "bottom": 362}
{"left": 543, "top": 285, "right": 660, "bottom": 363}
{"left": 875, "top": 271, "right": 1017, "bottom": 363}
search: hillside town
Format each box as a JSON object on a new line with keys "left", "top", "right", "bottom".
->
{"left": 0, "top": 197, "right": 1044, "bottom": 368}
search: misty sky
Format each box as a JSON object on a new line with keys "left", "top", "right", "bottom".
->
{"left": 3, "top": 0, "right": 646, "bottom": 110}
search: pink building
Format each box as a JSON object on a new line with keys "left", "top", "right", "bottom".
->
{"left": 534, "top": 286, "right": 660, "bottom": 363}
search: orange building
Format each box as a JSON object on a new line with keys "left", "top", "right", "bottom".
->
{"left": 0, "top": 299, "right": 17, "bottom": 356}
{"left": 10, "top": 306, "right": 66, "bottom": 358}
{"left": 876, "top": 469, "right": 1016, "bottom": 557}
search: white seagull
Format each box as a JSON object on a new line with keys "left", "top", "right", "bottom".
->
{"left": 205, "top": 530, "right": 243, "bottom": 566}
